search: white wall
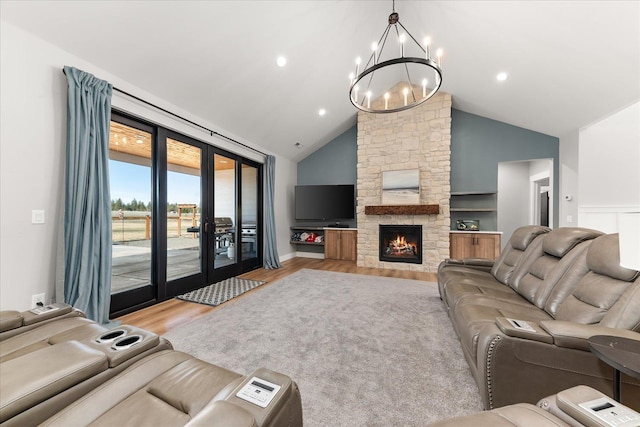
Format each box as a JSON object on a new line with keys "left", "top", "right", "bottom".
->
{"left": 497, "top": 162, "right": 530, "bottom": 241}
{"left": 578, "top": 101, "right": 640, "bottom": 232}
{"left": 558, "top": 130, "right": 580, "bottom": 226}
{"left": 0, "top": 21, "right": 296, "bottom": 310}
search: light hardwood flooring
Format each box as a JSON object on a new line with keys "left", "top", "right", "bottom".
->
{"left": 116, "top": 257, "right": 437, "bottom": 335}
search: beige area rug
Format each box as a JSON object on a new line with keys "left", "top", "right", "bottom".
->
{"left": 164, "top": 268, "right": 483, "bottom": 426}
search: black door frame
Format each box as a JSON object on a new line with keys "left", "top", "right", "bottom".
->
{"left": 109, "top": 111, "right": 263, "bottom": 318}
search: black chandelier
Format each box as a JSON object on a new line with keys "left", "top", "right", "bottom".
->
{"left": 349, "top": 1, "right": 444, "bottom": 113}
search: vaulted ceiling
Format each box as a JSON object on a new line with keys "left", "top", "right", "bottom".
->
{"left": 2, "top": 1, "right": 638, "bottom": 161}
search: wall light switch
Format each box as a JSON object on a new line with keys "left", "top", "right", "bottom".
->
{"left": 32, "top": 210, "right": 45, "bottom": 224}
{"left": 566, "top": 215, "right": 573, "bottom": 223}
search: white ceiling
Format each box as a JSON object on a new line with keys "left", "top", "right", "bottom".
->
{"left": 2, "top": 1, "right": 639, "bottom": 161}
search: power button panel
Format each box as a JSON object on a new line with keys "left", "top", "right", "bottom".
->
{"left": 236, "top": 377, "right": 281, "bottom": 408}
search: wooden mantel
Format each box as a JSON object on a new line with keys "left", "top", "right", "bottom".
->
{"left": 364, "top": 204, "right": 440, "bottom": 215}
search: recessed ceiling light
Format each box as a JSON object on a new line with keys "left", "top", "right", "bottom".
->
{"left": 496, "top": 72, "right": 509, "bottom": 81}
{"left": 318, "top": 109, "right": 326, "bottom": 116}
{"left": 276, "top": 56, "right": 287, "bottom": 67}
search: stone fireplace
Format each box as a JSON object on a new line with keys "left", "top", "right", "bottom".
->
{"left": 356, "top": 90, "right": 452, "bottom": 272}
{"left": 379, "top": 225, "right": 422, "bottom": 264}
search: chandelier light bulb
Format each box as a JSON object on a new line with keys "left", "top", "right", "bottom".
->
{"left": 354, "top": 84, "right": 360, "bottom": 102}
{"left": 399, "top": 34, "right": 406, "bottom": 57}
{"left": 372, "top": 42, "right": 378, "bottom": 63}
{"left": 403, "top": 87, "right": 409, "bottom": 106}
{"left": 422, "top": 78, "right": 428, "bottom": 97}
{"left": 355, "top": 57, "right": 361, "bottom": 75}
{"left": 423, "top": 37, "right": 431, "bottom": 59}
{"left": 436, "top": 48, "right": 443, "bottom": 67}
{"left": 384, "top": 92, "right": 390, "bottom": 110}
{"left": 366, "top": 91, "right": 372, "bottom": 108}
{"left": 349, "top": 72, "right": 355, "bottom": 84}
{"left": 276, "top": 56, "right": 287, "bottom": 67}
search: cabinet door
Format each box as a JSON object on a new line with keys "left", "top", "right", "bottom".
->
{"left": 339, "top": 230, "right": 357, "bottom": 261}
{"left": 475, "top": 234, "right": 501, "bottom": 260}
{"left": 449, "top": 234, "right": 476, "bottom": 259}
{"left": 324, "top": 230, "right": 340, "bottom": 259}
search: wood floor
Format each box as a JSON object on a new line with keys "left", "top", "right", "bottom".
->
{"left": 116, "top": 257, "right": 437, "bottom": 335}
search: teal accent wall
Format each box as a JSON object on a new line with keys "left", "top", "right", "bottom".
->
{"left": 451, "top": 109, "right": 559, "bottom": 226}
{"left": 297, "top": 126, "right": 357, "bottom": 185}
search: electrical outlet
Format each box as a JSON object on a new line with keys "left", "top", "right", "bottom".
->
{"left": 31, "top": 293, "right": 45, "bottom": 308}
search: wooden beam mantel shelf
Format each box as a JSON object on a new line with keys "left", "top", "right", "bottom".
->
{"left": 364, "top": 205, "right": 440, "bottom": 215}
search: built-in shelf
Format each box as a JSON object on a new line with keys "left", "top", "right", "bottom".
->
{"left": 450, "top": 192, "right": 497, "bottom": 231}
{"left": 450, "top": 191, "right": 497, "bottom": 196}
{"left": 291, "top": 240, "right": 324, "bottom": 246}
{"left": 450, "top": 208, "right": 497, "bottom": 212}
{"left": 290, "top": 226, "right": 325, "bottom": 246}
{"left": 364, "top": 204, "right": 440, "bottom": 215}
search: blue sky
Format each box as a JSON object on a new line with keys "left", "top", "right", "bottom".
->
{"left": 109, "top": 160, "right": 200, "bottom": 207}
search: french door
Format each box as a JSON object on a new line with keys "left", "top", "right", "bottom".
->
{"left": 108, "top": 112, "right": 263, "bottom": 317}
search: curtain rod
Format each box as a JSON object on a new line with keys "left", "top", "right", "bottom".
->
{"left": 62, "top": 68, "right": 268, "bottom": 158}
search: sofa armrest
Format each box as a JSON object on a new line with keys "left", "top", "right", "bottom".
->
{"left": 21, "top": 303, "right": 74, "bottom": 326}
{"left": 0, "top": 310, "right": 23, "bottom": 333}
{"left": 495, "top": 317, "right": 553, "bottom": 344}
{"left": 186, "top": 400, "right": 258, "bottom": 427}
{"left": 0, "top": 341, "right": 108, "bottom": 423}
{"left": 442, "top": 258, "right": 495, "bottom": 272}
{"left": 539, "top": 321, "right": 640, "bottom": 351}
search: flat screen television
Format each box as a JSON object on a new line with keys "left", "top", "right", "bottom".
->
{"left": 295, "top": 185, "right": 355, "bottom": 221}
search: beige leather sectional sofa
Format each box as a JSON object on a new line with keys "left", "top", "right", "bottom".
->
{"left": 0, "top": 306, "right": 302, "bottom": 426}
{"left": 438, "top": 226, "right": 640, "bottom": 411}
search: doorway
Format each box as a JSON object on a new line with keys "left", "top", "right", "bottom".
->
{"left": 108, "top": 112, "right": 263, "bottom": 317}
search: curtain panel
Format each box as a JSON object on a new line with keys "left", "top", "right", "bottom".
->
{"left": 63, "top": 66, "right": 113, "bottom": 323}
{"left": 264, "top": 155, "right": 281, "bottom": 269}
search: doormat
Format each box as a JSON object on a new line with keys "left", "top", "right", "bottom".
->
{"left": 176, "top": 277, "right": 266, "bottom": 307}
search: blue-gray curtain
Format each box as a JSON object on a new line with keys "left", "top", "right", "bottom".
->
{"left": 63, "top": 66, "right": 113, "bottom": 323}
{"left": 264, "top": 155, "right": 281, "bottom": 269}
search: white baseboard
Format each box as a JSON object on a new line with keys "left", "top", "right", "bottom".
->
{"left": 295, "top": 251, "right": 325, "bottom": 259}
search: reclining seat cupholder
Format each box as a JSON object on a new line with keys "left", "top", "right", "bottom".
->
{"left": 96, "top": 329, "right": 127, "bottom": 343}
{"left": 110, "top": 334, "right": 143, "bottom": 351}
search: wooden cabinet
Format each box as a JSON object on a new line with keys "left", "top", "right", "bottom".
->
{"left": 324, "top": 229, "right": 357, "bottom": 261}
{"left": 450, "top": 232, "right": 501, "bottom": 260}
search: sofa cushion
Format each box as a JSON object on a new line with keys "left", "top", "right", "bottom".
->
{"left": 541, "top": 227, "right": 603, "bottom": 258}
{"left": 587, "top": 234, "right": 640, "bottom": 282}
{"left": 423, "top": 403, "right": 573, "bottom": 427}
{"left": 555, "top": 234, "right": 640, "bottom": 329}
{"left": 40, "top": 350, "right": 245, "bottom": 426}
{"left": 491, "top": 226, "right": 550, "bottom": 284}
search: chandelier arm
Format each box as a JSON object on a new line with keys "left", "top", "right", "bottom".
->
{"left": 403, "top": 61, "right": 418, "bottom": 103}
{"left": 378, "top": 24, "right": 392, "bottom": 61}
{"left": 359, "top": 24, "right": 392, "bottom": 105}
{"left": 396, "top": 21, "right": 427, "bottom": 55}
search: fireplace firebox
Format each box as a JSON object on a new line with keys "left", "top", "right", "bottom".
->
{"left": 379, "top": 225, "right": 422, "bottom": 264}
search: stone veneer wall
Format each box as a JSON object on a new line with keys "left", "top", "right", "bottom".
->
{"left": 356, "top": 91, "right": 452, "bottom": 272}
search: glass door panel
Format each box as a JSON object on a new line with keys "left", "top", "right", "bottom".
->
{"left": 108, "top": 120, "right": 153, "bottom": 296}
{"left": 166, "top": 138, "right": 202, "bottom": 281}
{"left": 214, "top": 154, "right": 237, "bottom": 269}
{"left": 241, "top": 163, "right": 259, "bottom": 264}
